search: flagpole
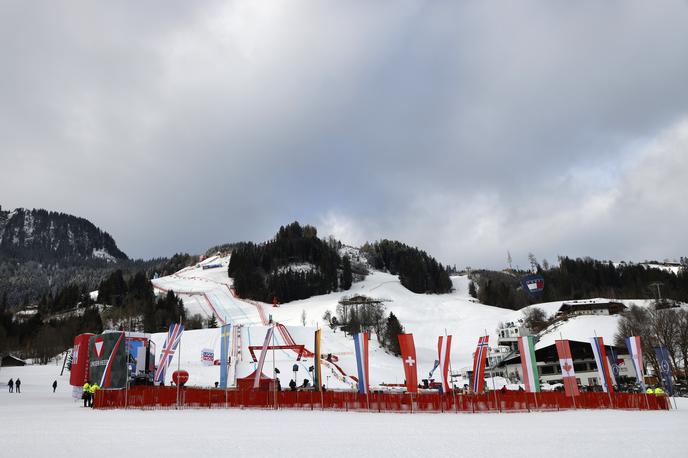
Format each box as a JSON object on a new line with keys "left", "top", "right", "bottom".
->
{"left": 272, "top": 322, "right": 277, "bottom": 410}
{"left": 446, "top": 329, "right": 457, "bottom": 413}
{"left": 177, "top": 316, "right": 182, "bottom": 410}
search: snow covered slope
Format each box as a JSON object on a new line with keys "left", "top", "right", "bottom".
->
{"left": 148, "top": 257, "right": 658, "bottom": 389}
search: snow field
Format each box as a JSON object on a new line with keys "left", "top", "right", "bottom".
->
{"left": 1, "top": 363, "right": 687, "bottom": 457}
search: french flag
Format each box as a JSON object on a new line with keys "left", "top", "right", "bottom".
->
{"left": 353, "top": 332, "right": 369, "bottom": 395}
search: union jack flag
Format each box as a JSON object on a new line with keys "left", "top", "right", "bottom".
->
{"left": 154, "top": 323, "right": 184, "bottom": 384}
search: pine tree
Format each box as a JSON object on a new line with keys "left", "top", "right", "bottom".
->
{"left": 208, "top": 315, "right": 218, "bottom": 328}
{"left": 384, "top": 312, "right": 404, "bottom": 356}
{"left": 341, "top": 255, "right": 352, "bottom": 290}
{"left": 468, "top": 281, "right": 477, "bottom": 298}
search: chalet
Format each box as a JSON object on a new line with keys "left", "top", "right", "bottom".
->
{"left": 556, "top": 300, "right": 626, "bottom": 318}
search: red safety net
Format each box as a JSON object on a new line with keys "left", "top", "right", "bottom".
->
{"left": 94, "top": 387, "right": 670, "bottom": 412}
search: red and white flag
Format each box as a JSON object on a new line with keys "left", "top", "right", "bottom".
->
{"left": 437, "top": 335, "right": 452, "bottom": 392}
{"left": 398, "top": 334, "right": 418, "bottom": 393}
{"left": 472, "top": 336, "right": 489, "bottom": 393}
{"left": 555, "top": 339, "right": 579, "bottom": 397}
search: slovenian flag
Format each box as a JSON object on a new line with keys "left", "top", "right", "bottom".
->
{"left": 353, "top": 332, "right": 369, "bottom": 395}
{"left": 517, "top": 336, "right": 540, "bottom": 392}
{"left": 590, "top": 336, "right": 615, "bottom": 393}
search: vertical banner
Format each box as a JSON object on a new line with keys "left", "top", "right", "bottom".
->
{"left": 353, "top": 332, "right": 370, "bottom": 394}
{"left": 88, "top": 331, "right": 127, "bottom": 388}
{"left": 154, "top": 323, "right": 184, "bottom": 385}
{"left": 517, "top": 336, "right": 540, "bottom": 393}
{"left": 654, "top": 346, "right": 674, "bottom": 395}
{"left": 625, "top": 336, "right": 645, "bottom": 391}
{"left": 219, "top": 324, "right": 231, "bottom": 388}
{"left": 254, "top": 327, "right": 274, "bottom": 389}
{"left": 398, "top": 333, "right": 418, "bottom": 393}
{"left": 69, "top": 333, "right": 94, "bottom": 397}
{"left": 555, "top": 339, "right": 579, "bottom": 396}
{"left": 590, "top": 337, "right": 615, "bottom": 393}
{"left": 437, "top": 335, "right": 452, "bottom": 392}
{"left": 471, "top": 336, "right": 489, "bottom": 394}
{"left": 314, "top": 328, "right": 322, "bottom": 391}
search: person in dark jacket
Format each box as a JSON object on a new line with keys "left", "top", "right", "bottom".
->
{"left": 52, "top": 380, "right": 58, "bottom": 393}
{"left": 7, "top": 379, "right": 13, "bottom": 393}
{"left": 15, "top": 378, "right": 21, "bottom": 393}
{"left": 289, "top": 379, "right": 297, "bottom": 391}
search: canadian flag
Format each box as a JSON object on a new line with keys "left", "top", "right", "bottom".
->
{"left": 398, "top": 334, "right": 418, "bottom": 393}
{"left": 555, "top": 340, "right": 579, "bottom": 396}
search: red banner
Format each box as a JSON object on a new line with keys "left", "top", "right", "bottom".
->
{"left": 69, "top": 333, "right": 94, "bottom": 396}
{"left": 555, "top": 340, "right": 580, "bottom": 397}
{"left": 398, "top": 334, "right": 418, "bottom": 393}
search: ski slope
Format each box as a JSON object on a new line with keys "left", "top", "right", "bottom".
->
{"left": 148, "top": 256, "right": 657, "bottom": 389}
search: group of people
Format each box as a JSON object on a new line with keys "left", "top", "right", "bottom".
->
{"left": 7, "top": 378, "right": 21, "bottom": 393}
{"left": 81, "top": 383, "right": 100, "bottom": 407}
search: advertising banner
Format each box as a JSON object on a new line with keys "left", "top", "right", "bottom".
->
{"left": 88, "top": 331, "right": 127, "bottom": 388}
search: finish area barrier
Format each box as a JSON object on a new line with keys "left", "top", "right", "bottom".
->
{"left": 94, "top": 387, "right": 670, "bottom": 412}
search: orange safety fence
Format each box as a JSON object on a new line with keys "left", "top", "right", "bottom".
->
{"left": 94, "top": 387, "right": 670, "bottom": 412}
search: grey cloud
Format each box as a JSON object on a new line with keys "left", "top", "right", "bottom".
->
{"left": 1, "top": 1, "right": 687, "bottom": 268}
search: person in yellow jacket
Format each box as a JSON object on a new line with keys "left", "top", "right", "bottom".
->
{"left": 89, "top": 384, "right": 99, "bottom": 407}
{"left": 655, "top": 387, "right": 666, "bottom": 396}
{"left": 82, "top": 383, "right": 91, "bottom": 407}
{"left": 646, "top": 387, "right": 655, "bottom": 395}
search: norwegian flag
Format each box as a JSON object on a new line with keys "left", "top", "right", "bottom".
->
{"left": 154, "top": 323, "right": 184, "bottom": 385}
{"left": 472, "top": 336, "right": 489, "bottom": 393}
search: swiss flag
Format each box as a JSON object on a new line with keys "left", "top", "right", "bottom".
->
{"left": 398, "top": 334, "right": 418, "bottom": 393}
{"left": 94, "top": 337, "right": 104, "bottom": 358}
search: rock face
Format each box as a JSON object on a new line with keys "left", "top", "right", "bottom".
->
{"left": 0, "top": 206, "right": 127, "bottom": 262}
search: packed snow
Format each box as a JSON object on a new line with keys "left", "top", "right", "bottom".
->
{"left": 1, "top": 362, "right": 686, "bottom": 457}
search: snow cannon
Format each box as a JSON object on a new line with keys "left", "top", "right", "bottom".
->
{"left": 172, "top": 370, "right": 189, "bottom": 387}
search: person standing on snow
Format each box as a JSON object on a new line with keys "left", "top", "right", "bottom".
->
{"left": 52, "top": 380, "right": 58, "bottom": 393}
{"left": 7, "top": 379, "right": 13, "bottom": 393}
{"left": 15, "top": 378, "right": 21, "bottom": 393}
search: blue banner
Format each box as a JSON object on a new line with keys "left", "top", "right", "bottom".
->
{"left": 219, "top": 324, "right": 231, "bottom": 388}
{"left": 654, "top": 346, "right": 674, "bottom": 395}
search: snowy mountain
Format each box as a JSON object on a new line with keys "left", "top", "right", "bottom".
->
{"left": 150, "top": 254, "right": 652, "bottom": 389}
{"left": 0, "top": 206, "right": 127, "bottom": 262}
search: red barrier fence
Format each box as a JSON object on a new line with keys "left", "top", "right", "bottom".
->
{"left": 94, "top": 387, "right": 670, "bottom": 412}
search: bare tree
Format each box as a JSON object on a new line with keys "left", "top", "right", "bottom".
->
{"left": 301, "top": 309, "right": 307, "bottom": 327}
{"left": 649, "top": 308, "right": 680, "bottom": 370}
{"left": 675, "top": 309, "right": 688, "bottom": 382}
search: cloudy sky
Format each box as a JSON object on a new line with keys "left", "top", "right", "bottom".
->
{"left": 2, "top": 1, "right": 687, "bottom": 269}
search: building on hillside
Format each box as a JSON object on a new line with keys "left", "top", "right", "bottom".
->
{"left": 498, "top": 340, "right": 636, "bottom": 388}
{"left": 556, "top": 300, "right": 626, "bottom": 318}
{"left": 496, "top": 320, "right": 531, "bottom": 352}
{"left": 1, "top": 354, "right": 27, "bottom": 366}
